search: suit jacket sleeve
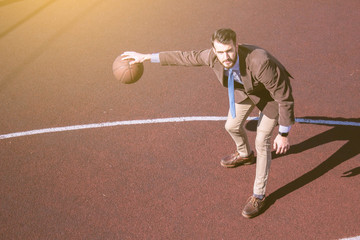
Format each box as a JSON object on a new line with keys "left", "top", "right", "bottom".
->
{"left": 159, "top": 49, "right": 215, "bottom": 67}
{"left": 250, "top": 52, "right": 295, "bottom": 126}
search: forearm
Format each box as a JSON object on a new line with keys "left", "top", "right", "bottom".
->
{"left": 122, "top": 49, "right": 213, "bottom": 67}
{"left": 278, "top": 100, "right": 295, "bottom": 127}
{"left": 255, "top": 59, "right": 295, "bottom": 126}
{"left": 158, "top": 49, "right": 213, "bottom": 66}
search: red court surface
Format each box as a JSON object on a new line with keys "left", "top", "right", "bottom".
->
{"left": 1, "top": 0, "right": 359, "bottom": 239}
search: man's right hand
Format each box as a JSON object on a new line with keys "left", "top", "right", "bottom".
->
{"left": 120, "top": 52, "right": 151, "bottom": 65}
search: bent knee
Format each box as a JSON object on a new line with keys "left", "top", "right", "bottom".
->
{"left": 225, "top": 121, "right": 244, "bottom": 134}
{"left": 255, "top": 132, "right": 272, "bottom": 149}
{"left": 225, "top": 121, "right": 236, "bottom": 133}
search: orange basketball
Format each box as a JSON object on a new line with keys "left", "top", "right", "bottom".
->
{"left": 112, "top": 56, "right": 144, "bottom": 84}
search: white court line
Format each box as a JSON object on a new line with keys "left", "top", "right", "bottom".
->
{"left": 0, "top": 116, "right": 359, "bottom": 140}
{"left": 340, "top": 237, "right": 360, "bottom": 240}
{"left": 0, "top": 116, "right": 227, "bottom": 140}
{"left": 1, "top": 117, "right": 360, "bottom": 240}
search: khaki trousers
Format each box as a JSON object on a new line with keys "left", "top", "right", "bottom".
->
{"left": 225, "top": 98, "right": 278, "bottom": 195}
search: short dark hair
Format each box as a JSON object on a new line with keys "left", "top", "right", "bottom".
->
{"left": 211, "top": 28, "right": 237, "bottom": 46}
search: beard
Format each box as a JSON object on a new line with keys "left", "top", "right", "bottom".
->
{"left": 220, "top": 52, "right": 237, "bottom": 69}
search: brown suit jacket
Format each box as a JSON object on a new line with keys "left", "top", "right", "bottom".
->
{"left": 158, "top": 44, "right": 295, "bottom": 126}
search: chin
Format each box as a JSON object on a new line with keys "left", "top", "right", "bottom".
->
{"left": 223, "top": 62, "right": 234, "bottom": 69}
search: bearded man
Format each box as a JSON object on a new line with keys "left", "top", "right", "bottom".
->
{"left": 121, "top": 28, "right": 295, "bottom": 218}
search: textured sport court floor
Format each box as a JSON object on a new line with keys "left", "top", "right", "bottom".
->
{"left": 0, "top": 0, "right": 359, "bottom": 239}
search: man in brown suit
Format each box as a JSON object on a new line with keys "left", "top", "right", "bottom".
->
{"left": 121, "top": 28, "right": 295, "bottom": 218}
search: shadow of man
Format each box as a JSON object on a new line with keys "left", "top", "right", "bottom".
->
{"left": 246, "top": 116, "right": 360, "bottom": 214}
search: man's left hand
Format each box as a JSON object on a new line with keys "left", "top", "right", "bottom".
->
{"left": 273, "top": 134, "right": 290, "bottom": 154}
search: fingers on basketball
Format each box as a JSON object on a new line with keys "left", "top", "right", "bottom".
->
{"left": 112, "top": 55, "right": 144, "bottom": 84}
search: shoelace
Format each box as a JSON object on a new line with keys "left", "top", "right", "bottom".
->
{"left": 249, "top": 197, "right": 261, "bottom": 207}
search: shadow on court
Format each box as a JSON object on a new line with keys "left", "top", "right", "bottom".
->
{"left": 0, "top": 0, "right": 57, "bottom": 38}
{"left": 0, "top": 0, "right": 24, "bottom": 8}
{"left": 246, "top": 117, "right": 360, "bottom": 215}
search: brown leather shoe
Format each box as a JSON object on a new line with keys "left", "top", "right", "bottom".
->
{"left": 242, "top": 196, "right": 266, "bottom": 218}
{"left": 220, "top": 151, "right": 255, "bottom": 168}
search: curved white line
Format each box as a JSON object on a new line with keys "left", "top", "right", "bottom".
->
{"left": 0, "top": 116, "right": 226, "bottom": 140}
{"left": 0, "top": 116, "right": 359, "bottom": 140}
{"left": 340, "top": 236, "right": 360, "bottom": 240}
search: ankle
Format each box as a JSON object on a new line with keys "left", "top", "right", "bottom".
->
{"left": 253, "top": 194, "right": 265, "bottom": 200}
{"left": 238, "top": 151, "right": 252, "bottom": 158}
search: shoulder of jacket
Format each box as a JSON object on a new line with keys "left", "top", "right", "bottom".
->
{"left": 238, "top": 43, "right": 268, "bottom": 61}
{"left": 248, "top": 49, "right": 270, "bottom": 68}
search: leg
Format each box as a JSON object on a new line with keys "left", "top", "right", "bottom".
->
{"left": 224, "top": 98, "right": 255, "bottom": 157}
{"left": 253, "top": 112, "right": 278, "bottom": 196}
{"left": 242, "top": 112, "right": 278, "bottom": 218}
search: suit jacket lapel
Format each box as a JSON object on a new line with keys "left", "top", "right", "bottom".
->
{"left": 238, "top": 45, "right": 253, "bottom": 93}
{"left": 213, "top": 61, "right": 226, "bottom": 86}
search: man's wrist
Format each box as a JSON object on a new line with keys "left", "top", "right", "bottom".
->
{"left": 278, "top": 131, "right": 289, "bottom": 137}
{"left": 278, "top": 125, "right": 291, "bottom": 137}
{"left": 150, "top": 53, "right": 160, "bottom": 63}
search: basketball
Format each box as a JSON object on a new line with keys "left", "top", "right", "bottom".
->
{"left": 112, "top": 56, "right": 144, "bottom": 84}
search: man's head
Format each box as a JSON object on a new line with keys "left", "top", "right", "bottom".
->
{"left": 211, "top": 28, "right": 237, "bottom": 69}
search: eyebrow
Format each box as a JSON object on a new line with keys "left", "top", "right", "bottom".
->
{"left": 215, "top": 47, "right": 233, "bottom": 53}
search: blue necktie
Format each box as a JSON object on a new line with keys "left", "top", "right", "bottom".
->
{"left": 228, "top": 69, "right": 236, "bottom": 118}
